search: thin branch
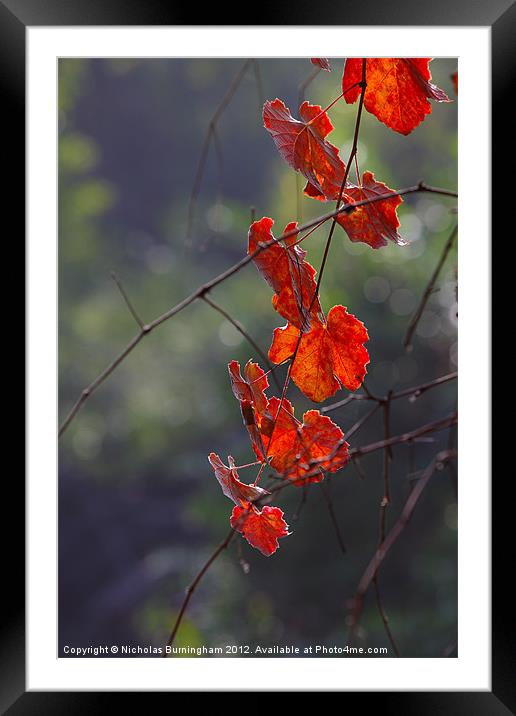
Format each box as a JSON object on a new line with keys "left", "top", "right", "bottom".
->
{"left": 345, "top": 403, "right": 381, "bottom": 442}
{"left": 349, "top": 413, "right": 457, "bottom": 460}
{"left": 373, "top": 577, "right": 399, "bottom": 656}
{"left": 322, "top": 371, "right": 458, "bottom": 414}
{"left": 351, "top": 455, "right": 367, "bottom": 481}
{"left": 372, "top": 392, "right": 400, "bottom": 656}
{"left": 292, "top": 484, "right": 309, "bottom": 522}
{"left": 298, "top": 66, "right": 320, "bottom": 106}
{"left": 58, "top": 331, "right": 147, "bottom": 437}
{"left": 163, "top": 527, "right": 236, "bottom": 655}
{"left": 251, "top": 59, "right": 264, "bottom": 109}
{"left": 59, "top": 182, "right": 457, "bottom": 437}
{"left": 110, "top": 271, "right": 144, "bottom": 330}
{"left": 320, "top": 479, "right": 347, "bottom": 555}
{"left": 320, "top": 393, "right": 367, "bottom": 413}
{"left": 347, "top": 450, "right": 456, "bottom": 646}
{"left": 404, "top": 224, "right": 458, "bottom": 349}
{"left": 186, "top": 59, "right": 252, "bottom": 246}
{"left": 200, "top": 293, "right": 281, "bottom": 392}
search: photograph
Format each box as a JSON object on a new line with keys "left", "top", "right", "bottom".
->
{"left": 57, "top": 56, "right": 459, "bottom": 660}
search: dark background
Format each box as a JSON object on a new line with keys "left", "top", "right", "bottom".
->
{"left": 58, "top": 57, "right": 458, "bottom": 658}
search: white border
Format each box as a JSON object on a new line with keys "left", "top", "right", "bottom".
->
{"left": 28, "top": 27, "right": 490, "bottom": 691}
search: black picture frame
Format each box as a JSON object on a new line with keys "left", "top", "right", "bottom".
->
{"left": 6, "top": 0, "right": 510, "bottom": 709}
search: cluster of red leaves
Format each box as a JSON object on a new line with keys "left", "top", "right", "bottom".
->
{"left": 208, "top": 452, "right": 289, "bottom": 557}
{"left": 228, "top": 359, "right": 350, "bottom": 481}
{"left": 262, "top": 99, "right": 405, "bottom": 249}
{"left": 263, "top": 58, "right": 450, "bottom": 249}
{"left": 248, "top": 216, "right": 370, "bottom": 402}
{"left": 208, "top": 356, "right": 350, "bottom": 555}
{"left": 208, "top": 57, "right": 450, "bottom": 557}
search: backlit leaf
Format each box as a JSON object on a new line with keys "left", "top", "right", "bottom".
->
{"left": 263, "top": 397, "right": 349, "bottom": 483}
{"left": 269, "top": 305, "right": 369, "bottom": 402}
{"left": 337, "top": 171, "right": 406, "bottom": 249}
{"left": 263, "top": 98, "right": 345, "bottom": 201}
{"left": 231, "top": 503, "right": 290, "bottom": 556}
{"left": 208, "top": 452, "right": 270, "bottom": 505}
{"left": 248, "top": 216, "right": 323, "bottom": 330}
{"left": 343, "top": 58, "right": 450, "bottom": 135}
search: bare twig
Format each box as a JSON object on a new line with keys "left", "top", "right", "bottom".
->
{"left": 404, "top": 224, "right": 458, "bottom": 349}
{"left": 252, "top": 59, "right": 264, "bottom": 108}
{"left": 349, "top": 413, "right": 457, "bottom": 460}
{"left": 163, "top": 527, "right": 236, "bottom": 654}
{"left": 320, "top": 479, "right": 347, "bottom": 555}
{"left": 351, "top": 455, "right": 367, "bottom": 481}
{"left": 298, "top": 66, "right": 321, "bottom": 106}
{"left": 200, "top": 293, "right": 281, "bottom": 392}
{"left": 372, "top": 392, "right": 400, "bottom": 656}
{"left": 186, "top": 59, "right": 253, "bottom": 246}
{"left": 292, "top": 484, "right": 309, "bottom": 522}
{"left": 345, "top": 403, "right": 381, "bottom": 442}
{"left": 322, "top": 371, "right": 457, "bottom": 414}
{"left": 110, "top": 271, "right": 144, "bottom": 330}
{"left": 348, "top": 449, "right": 457, "bottom": 646}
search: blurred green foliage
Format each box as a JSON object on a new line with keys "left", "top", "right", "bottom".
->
{"left": 59, "top": 58, "right": 457, "bottom": 657}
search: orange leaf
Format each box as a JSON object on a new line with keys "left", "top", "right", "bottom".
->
{"left": 337, "top": 171, "right": 406, "bottom": 249}
{"left": 268, "top": 305, "right": 369, "bottom": 402}
{"left": 208, "top": 453, "right": 270, "bottom": 505}
{"left": 263, "top": 98, "right": 345, "bottom": 201}
{"left": 343, "top": 58, "right": 450, "bottom": 135}
{"left": 248, "top": 217, "right": 323, "bottom": 330}
{"left": 231, "top": 504, "right": 289, "bottom": 556}
{"left": 311, "top": 58, "right": 331, "bottom": 72}
{"left": 263, "top": 397, "right": 349, "bottom": 483}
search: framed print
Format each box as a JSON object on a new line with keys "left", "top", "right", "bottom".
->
{"left": 6, "top": 0, "right": 510, "bottom": 707}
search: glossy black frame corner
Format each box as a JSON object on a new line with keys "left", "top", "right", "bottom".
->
{"left": 7, "top": 0, "right": 511, "bottom": 710}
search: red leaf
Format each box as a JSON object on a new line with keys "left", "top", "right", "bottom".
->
{"left": 269, "top": 305, "right": 369, "bottom": 402}
{"left": 208, "top": 453, "right": 270, "bottom": 505}
{"left": 231, "top": 503, "right": 289, "bottom": 556}
{"left": 451, "top": 71, "right": 458, "bottom": 95}
{"left": 227, "top": 358, "right": 350, "bottom": 482}
{"left": 263, "top": 397, "right": 349, "bottom": 483}
{"left": 228, "top": 359, "right": 268, "bottom": 415}
{"left": 311, "top": 58, "right": 331, "bottom": 72}
{"left": 263, "top": 98, "right": 345, "bottom": 201}
{"left": 248, "top": 217, "right": 323, "bottom": 330}
{"left": 343, "top": 58, "right": 450, "bottom": 135}
{"left": 228, "top": 359, "right": 270, "bottom": 460}
{"left": 337, "top": 171, "right": 406, "bottom": 249}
